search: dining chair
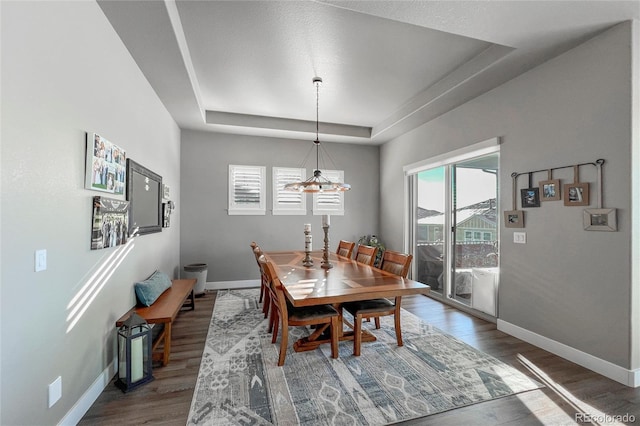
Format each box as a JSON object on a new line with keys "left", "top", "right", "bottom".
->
{"left": 250, "top": 242, "right": 270, "bottom": 318}
{"left": 259, "top": 256, "right": 340, "bottom": 366}
{"left": 354, "top": 244, "right": 378, "bottom": 266}
{"left": 336, "top": 240, "right": 356, "bottom": 258}
{"left": 256, "top": 254, "right": 279, "bottom": 334}
{"left": 342, "top": 250, "right": 413, "bottom": 356}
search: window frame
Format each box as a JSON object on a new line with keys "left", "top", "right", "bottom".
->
{"left": 272, "top": 167, "right": 307, "bottom": 215}
{"left": 228, "top": 164, "right": 266, "bottom": 215}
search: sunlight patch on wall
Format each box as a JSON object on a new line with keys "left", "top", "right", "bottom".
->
{"left": 66, "top": 238, "right": 136, "bottom": 333}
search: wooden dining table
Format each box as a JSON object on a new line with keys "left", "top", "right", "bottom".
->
{"left": 263, "top": 249, "right": 430, "bottom": 352}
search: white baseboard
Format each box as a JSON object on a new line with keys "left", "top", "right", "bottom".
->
{"left": 205, "top": 279, "right": 260, "bottom": 291}
{"left": 498, "top": 319, "right": 640, "bottom": 388}
{"left": 59, "top": 360, "right": 116, "bottom": 425}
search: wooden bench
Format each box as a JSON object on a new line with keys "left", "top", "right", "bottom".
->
{"left": 116, "top": 278, "right": 196, "bottom": 366}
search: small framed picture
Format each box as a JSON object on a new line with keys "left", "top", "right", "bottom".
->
{"left": 520, "top": 188, "right": 540, "bottom": 208}
{"left": 539, "top": 179, "right": 561, "bottom": 201}
{"left": 162, "top": 203, "right": 171, "bottom": 228}
{"left": 504, "top": 210, "right": 525, "bottom": 228}
{"left": 583, "top": 208, "right": 617, "bottom": 231}
{"left": 564, "top": 182, "right": 590, "bottom": 206}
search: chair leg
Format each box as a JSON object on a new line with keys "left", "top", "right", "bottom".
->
{"left": 374, "top": 317, "right": 381, "bottom": 329}
{"left": 330, "top": 317, "right": 339, "bottom": 359}
{"left": 278, "top": 320, "right": 289, "bottom": 366}
{"left": 354, "top": 313, "right": 362, "bottom": 356}
{"left": 394, "top": 309, "right": 403, "bottom": 347}
{"left": 259, "top": 282, "right": 264, "bottom": 303}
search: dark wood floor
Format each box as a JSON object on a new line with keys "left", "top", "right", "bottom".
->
{"left": 81, "top": 291, "right": 640, "bottom": 425}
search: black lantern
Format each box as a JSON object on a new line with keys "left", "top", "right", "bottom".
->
{"left": 115, "top": 312, "right": 154, "bottom": 392}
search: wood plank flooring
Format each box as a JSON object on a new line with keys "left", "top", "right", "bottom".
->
{"left": 80, "top": 292, "right": 640, "bottom": 425}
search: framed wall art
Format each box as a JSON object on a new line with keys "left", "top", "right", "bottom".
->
{"left": 583, "top": 160, "right": 616, "bottom": 231}
{"left": 563, "top": 182, "right": 589, "bottom": 206}
{"left": 504, "top": 210, "right": 525, "bottom": 228}
{"left": 519, "top": 172, "right": 540, "bottom": 208}
{"left": 539, "top": 179, "right": 561, "bottom": 201}
{"left": 162, "top": 201, "right": 174, "bottom": 228}
{"left": 126, "top": 159, "right": 163, "bottom": 236}
{"left": 91, "top": 196, "right": 129, "bottom": 250}
{"left": 520, "top": 188, "right": 540, "bottom": 208}
{"left": 583, "top": 208, "right": 617, "bottom": 231}
{"left": 85, "top": 133, "right": 126, "bottom": 195}
{"left": 564, "top": 165, "right": 589, "bottom": 206}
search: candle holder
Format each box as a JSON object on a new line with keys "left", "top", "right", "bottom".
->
{"left": 321, "top": 224, "right": 333, "bottom": 269}
{"left": 303, "top": 228, "right": 313, "bottom": 267}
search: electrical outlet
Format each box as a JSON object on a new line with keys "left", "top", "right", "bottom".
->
{"left": 48, "top": 376, "right": 62, "bottom": 408}
{"left": 513, "top": 232, "right": 527, "bottom": 244}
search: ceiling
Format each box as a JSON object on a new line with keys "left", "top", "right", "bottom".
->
{"left": 98, "top": 1, "right": 639, "bottom": 145}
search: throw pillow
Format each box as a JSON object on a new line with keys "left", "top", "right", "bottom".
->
{"left": 134, "top": 270, "right": 172, "bottom": 306}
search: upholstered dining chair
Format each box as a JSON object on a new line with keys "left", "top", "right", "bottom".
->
{"left": 342, "top": 250, "right": 413, "bottom": 356}
{"left": 259, "top": 256, "right": 340, "bottom": 366}
{"left": 336, "top": 240, "right": 356, "bottom": 258}
{"left": 354, "top": 244, "right": 378, "bottom": 267}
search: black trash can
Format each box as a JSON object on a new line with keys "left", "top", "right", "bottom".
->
{"left": 183, "top": 263, "right": 208, "bottom": 296}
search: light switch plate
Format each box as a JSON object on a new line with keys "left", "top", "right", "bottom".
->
{"left": 35, "top": 249, "right": 47, "bottom": 272}
{"left": 513, "top": 232, "right": 527, "bottom": 244}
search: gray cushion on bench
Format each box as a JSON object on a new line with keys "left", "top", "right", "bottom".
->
{"left": 135, "top": 270, "right": 172, "bottom": 306}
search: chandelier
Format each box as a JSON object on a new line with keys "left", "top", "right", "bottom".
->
{"left": 284, "top": 77, "right": 351, "bottom": 193}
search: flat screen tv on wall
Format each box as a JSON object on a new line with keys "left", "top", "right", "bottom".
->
{"left": 126, "top": 159, "right": 162, "bottom": 236}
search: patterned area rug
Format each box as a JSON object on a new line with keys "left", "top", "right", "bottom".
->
{"left": 188, "top": 289, "right": 542, "bottom": 425}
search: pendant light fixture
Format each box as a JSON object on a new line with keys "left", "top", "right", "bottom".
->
{"left": 284, "top": 77, "right": 351, "bottom": 193}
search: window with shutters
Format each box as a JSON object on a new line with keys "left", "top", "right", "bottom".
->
{"left": 273, "top": 167, "right": 307, "bottom": 215}
{"left": 312, "top": 169, "right": 345, "bottom": 215}
{"left": 228, "top": 165, "right": 266, "bottom": 215}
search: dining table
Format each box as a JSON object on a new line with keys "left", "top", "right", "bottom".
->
{"left": 263, "top": 249, "right": 430, "bottom": 353}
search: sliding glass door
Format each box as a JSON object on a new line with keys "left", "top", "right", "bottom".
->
{"left": 415, "top": 166, "right": 447, "bottom": 296}
{"left": 412, "top": 151, "right": 499, "bottom": 314}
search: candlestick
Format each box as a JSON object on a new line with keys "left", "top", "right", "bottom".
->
{"left": 322, "top": 214, "right": 330, "bottom": 227}
{"left": 321, "top": 223, "right": 333, "bottom": 269}
{"left": 303, "top": 227, "right": 313, "bottom": 267}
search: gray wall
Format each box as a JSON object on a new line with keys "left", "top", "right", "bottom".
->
{"left": 180, "top": 130, "right": 380, "bottom": 283}
{"left": 380, "top": 22, "right": 633, "bottom": 368}
{"left": 1, "top": 2, "right": 181, "bottom": 424}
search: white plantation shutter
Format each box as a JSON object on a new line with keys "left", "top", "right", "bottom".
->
{"left": 313, "top": 169, "right": 345, "bottom": 215}
{"left": 228, "top": 165, "right": 266, "bottom": 215}
{"left": 273, "top": 167, "right": 307, "bottom": 215}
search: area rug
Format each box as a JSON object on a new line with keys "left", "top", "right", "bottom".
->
{"left": 187, "top": 289, "right": 542, "bottom": 425}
